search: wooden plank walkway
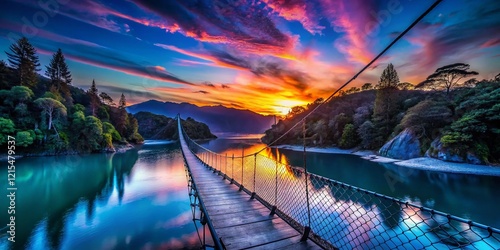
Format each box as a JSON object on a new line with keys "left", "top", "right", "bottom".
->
{"left": 178, "top": 120, "right": 323, "bottom": 249}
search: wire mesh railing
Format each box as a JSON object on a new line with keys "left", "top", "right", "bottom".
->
{"left": 179, "top": 122, "right": 500, "bottom": 250}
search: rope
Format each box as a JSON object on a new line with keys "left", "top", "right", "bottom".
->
{"left": 260, "top": 0, "right": 443, "bottom": 151}
{"left": 179, "top": 0, "right": 443, "bottom": 159}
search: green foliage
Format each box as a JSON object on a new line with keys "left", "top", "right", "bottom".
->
{"left": 34, "top": 97, "right": 67, "bottom": 131}
{"left": 16, "top": 131, "right": 34, "bottom": 147}
{"left": 339, "top": 123, "right": 359, "bottom": 149}
{"left": 358, "top": 120, "right": 375, "bottom": 149}
{"left": 372, "top": 87, "right": 400, "bottom": 148}
{"left": 45, "top": 48, "right": 72, "bottom": 106}
{"left": 0, "top": 117, "right": 15, "bottom": 145}
{"left": 181, "top": 117, "right": 217, "bottom": 140}
{"left": 103, "top": 122, "right": 122, "bottom": 141}
{"left": 400, "top": 100, "right": 452, "bottom": 137}
{"left": 84, "top": 116, "right": 103, "bottom": 151}
{"left": 6, "top": 37, "right": 41, "bottom": 87}
{"left": 0, "top": 38, "right": 144, "bottom": 155}
{"left": 72, "top": 103, "right": 85, "bottom": 113}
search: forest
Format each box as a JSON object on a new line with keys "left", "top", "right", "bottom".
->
{"left": 0, "top": 37, "right": 143, "bottom": 155}
{"left": 262, "top": 63, "right": 500, "bottom": 164}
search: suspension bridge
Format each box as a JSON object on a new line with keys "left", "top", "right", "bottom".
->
{"left": 178, "top": 116, "right": 500, "bottom": 249}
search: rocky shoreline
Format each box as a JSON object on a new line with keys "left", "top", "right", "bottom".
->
{"left": 0, "top": 142, "right": 139, "bottom": 161}
{"left": 275, "top": 145, "right": 500, "bottom": 177}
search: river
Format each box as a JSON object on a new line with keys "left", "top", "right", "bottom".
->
{"left": 1, "top": 136, "right": 499, "bottom": 249}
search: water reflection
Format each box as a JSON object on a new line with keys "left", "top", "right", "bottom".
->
{"left": 0, "top": 143, "right": 200, "bottom": 250}
{"left": 196, "top": 137, "right": 500, "bottom": 249}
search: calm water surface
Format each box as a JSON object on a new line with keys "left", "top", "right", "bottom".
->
{"left": 2, "top": 135, "right": 499, "bottom": 249}
{"left": 200, "top": 136, "right": 500, "bottom": 229}
{"left": 0, "top": 142, "right": 201, "bottom": 250}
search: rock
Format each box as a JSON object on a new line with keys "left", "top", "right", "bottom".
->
{"left": 466, "top": 152, "right": 482, "bottom": 165}
{"left": 379, "top": 129, "right": 421, "bottom": 160}
{"left": 425, "top": 138, "right": 479, "bottom": 164}
{"left": 426, "top": 138, "right": 463, "bottom": 162}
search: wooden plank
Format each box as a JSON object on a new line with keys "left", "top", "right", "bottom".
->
{"left": 217, "top": 218, "right": 300, "bottom": 249}
{"left": 210, "top": 207, "right": 273, "bottom": 229}
{"left": 178, "top": 120, "right": 323, "bottom": 250}
{"left": 205, "top": 201, "right": 268, "bottom": 215}
{"left": 243, "top": 235, "right": 323, "bottom": 250}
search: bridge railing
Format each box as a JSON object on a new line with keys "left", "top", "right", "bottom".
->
{"left": 179, "top": 124, "right": 500, "bottom": 250}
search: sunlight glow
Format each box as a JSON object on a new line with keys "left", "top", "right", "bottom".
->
{"left": 274, "top": 99, "right": 308, "bottom": 115}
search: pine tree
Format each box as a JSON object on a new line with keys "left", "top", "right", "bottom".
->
{"left": 372, "top": 63, "right": 401, "bottom": 148}
{"left": 5, "top": 37, "right": 41, "bottom": 87}
{"left": 46, "top": 48, "right": 73, "bottom": 105}
{"left": 377, "top": 63, "right": 399, "bottom": 89}
{"left": 118, "top": 93, "right": 126, "bottom": 109}
{"left": 87, "top": 79, "right": 100, "bottom": 116}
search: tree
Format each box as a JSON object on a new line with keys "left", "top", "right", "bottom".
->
{"left": 45, "top": 48, "right": 72, "bottom": 105}
{"left": 16, "top": 131, "right": 34, "bottom": 147}
{"left": 358, "top": 120, "right": 375, "bottom": 149}
{"left": 34, "top": 97, "right": 67, "bottom": 132}
{"left": 361, "top": 83, "right": 373, "bottom": 91}
{"left": 87, "top": 79, "right": 100, "bottom": 115}
{"left": 0, "top": 60, "right": 11, "bottom": 89}
{"left": 0, "top": 117, "right": 15, "bottom": 145}
{"left": 5, "top": 37, "right": 40, "bottom": 87}
{"left": 3, "top": 86, "right": 34, "bottom": 107}
{"left": 397, "top": 82, "right": 414, "bottom": 90}
{"left": 377, "top": 63, "right": 399, "bottom": 89}
{"left": 463, "top": 78, "right": 478, "bottom": 88}
{"left": 118, "top": 93, "right": 126, "bottom": 109}
{"left": 400, "top": 100, "right": 452, "bottom": 137}
{"left": 372, "top": 63, "right": 401, "bottom": 147}
{"left": 345, "top": 86, "right": 360, "bottom": 94}
{"left": 99, "top": 92, "right": 114, "bottom": 106}
{"left": 83, "top": 115, "right": 103, "bottom": 151}
{"left": 416, "top": 63, "right": 478, "bottom": 95}
{"left": 339, "top": 123, "right": 359, "bottom": 149}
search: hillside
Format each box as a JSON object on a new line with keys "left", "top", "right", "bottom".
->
{"left": 134, "top": 111, "right": 216, "bottom": 140}
{"left": 127, "top": 100, "right": 274, "bottom": 134}
{"left": 262, "top": 66, "right": 500, "bottom": 165}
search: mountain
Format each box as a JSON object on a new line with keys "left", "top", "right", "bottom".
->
{"left": 127, "top": 100, "right": 275, "bottom": 134}
{"left": 134, "top": 111, "right": 217, "bottom": 140}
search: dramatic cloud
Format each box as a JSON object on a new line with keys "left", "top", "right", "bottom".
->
{"left": 263, "top": 0, "right": 325, "bottom": 34}
{"left": 131, "top": 0, "right": 296, "bottom": 55}
{"left": 37, "top": 44, "right": 194, "bottom": 86}
{"left": 403, "top": 1, "right": 500, "bottom": 78}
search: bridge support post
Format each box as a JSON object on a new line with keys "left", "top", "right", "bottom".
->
{"left": 239, "top": 185, "right": 244, "bottom": 191}
{"left": 270, "top": 206, "right": 277, "bottom": 215}
{"left": 300, "top": 226, "right": 311, "bottom": 241}
{"left": 250, "top": 192, "right": 256, "bottom": 199}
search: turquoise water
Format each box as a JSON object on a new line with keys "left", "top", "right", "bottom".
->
{"left": 1, "top": 136, "right": 499, "bottom": 249}
{"left": 201, "top": 137, "right": 500, "bottom": 229}
{"left": 0, "top": 142, "right": 201, "bottom": 250}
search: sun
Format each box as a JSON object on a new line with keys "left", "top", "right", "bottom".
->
{"left": 273, "top": 99, "right": 308, "bottom": 116}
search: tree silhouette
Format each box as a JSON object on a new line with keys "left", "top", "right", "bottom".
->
{"left": 377, "top": 63, "right": 399, "bottom": 89}
{"left": 87, "top": 79, "right": 100, "bottom": 116}
{"left": 416, "top": 63, "right": 478, "bottom": 95}
{"left": 372, "top": 63, "right": 401, "bottom": 147}
{"left": 5, "top": 37, "right": 40, "bottom": 87}
{"left": 46, "top": 48, "right": 73, "bottom": 105}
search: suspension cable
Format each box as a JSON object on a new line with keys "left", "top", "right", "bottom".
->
{"left": 182, "top": 0, "right": 443, "bottom": 158}
{"left": 259, "top": 0, "right": 443, "bottom": 152}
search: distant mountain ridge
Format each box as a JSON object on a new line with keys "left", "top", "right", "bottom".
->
{"left": 126, "top": 100, "right": 275, "bottom": 134}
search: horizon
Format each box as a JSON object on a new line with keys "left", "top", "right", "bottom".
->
{"left": 1, "top": 0, "right": 499, "bottom": 115}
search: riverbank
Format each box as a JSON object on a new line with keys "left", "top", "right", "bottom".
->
{"left": 275, "top": 145, "right": 500, "bottom": 177}
{"left": 0, "top": 142, "right": 140, "bottom": 161}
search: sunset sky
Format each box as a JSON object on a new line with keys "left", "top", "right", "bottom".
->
{"left": 0, "top": 0, "right": 499, "bottom": 115}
